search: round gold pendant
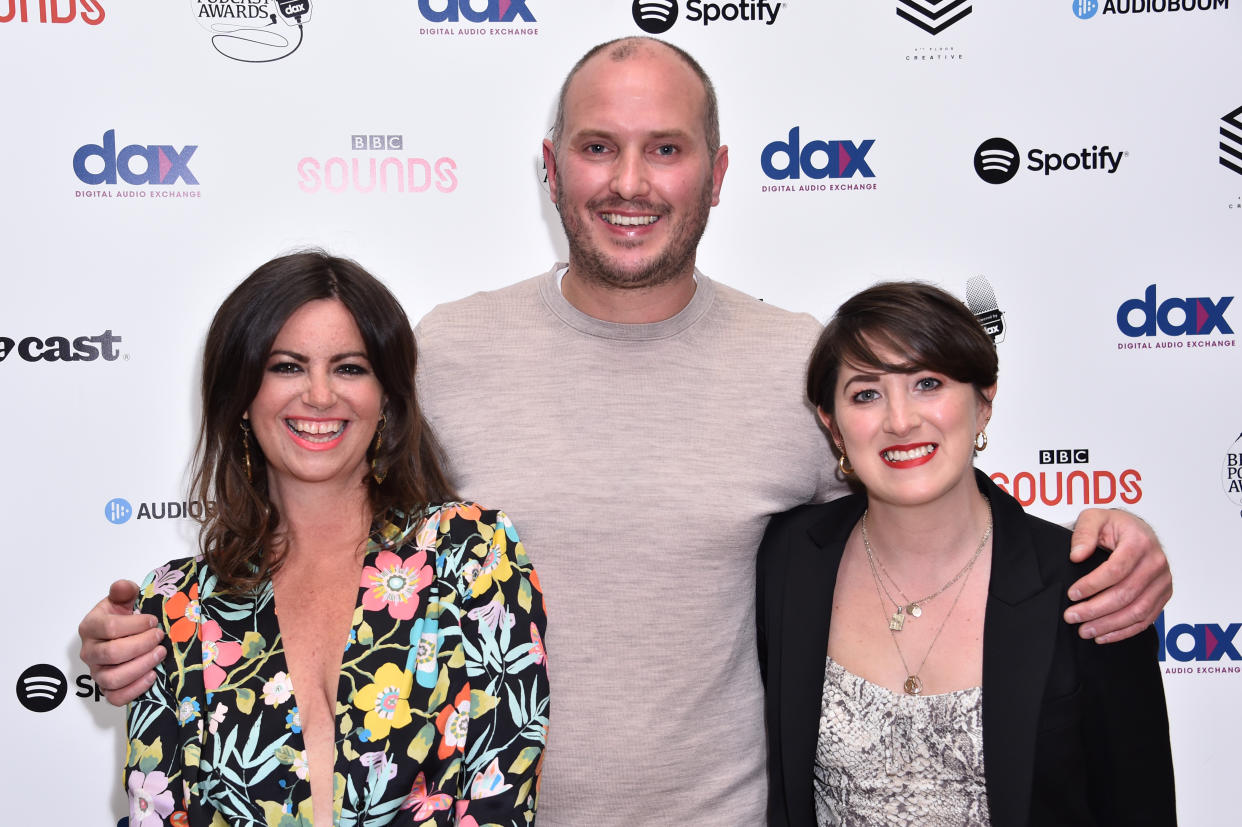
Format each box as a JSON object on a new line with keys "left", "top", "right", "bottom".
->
{"left": 903, "top": 675, "right": 923, "bottom": 695}
{"left": 908, "top": 603, "right": 923, "bottom": 618}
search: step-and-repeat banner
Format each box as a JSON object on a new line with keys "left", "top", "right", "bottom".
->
{"left": 2, "top": 1, "right": 1238, "bottom": 823}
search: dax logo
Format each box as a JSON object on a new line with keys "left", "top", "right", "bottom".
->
{"left": 1223, "top": 433, "right": 1242, "bottom": 512}
{"left": 1072, "top": 0, "right": 1099, "bottom": 17}
{"left": 16, "top": 664, "right": 68, "bottom": 713}
{"left": 965, "top": 275, "right": 1005, "bottom": 343}
{"left": 633, "top": 0, "right": 677, "bottom": 32}
{"left": 0, "top": 0, "right": 105, "bottom": 24}
{"left": 1222, "top": 105, "right": 1242, "bottom": 176}
{"left": 1156, "top": 613, "right": 1241, "bottom": 662}
{"left": 1116, "top": 285, "right": 1234, "bottom": 337}
{"left": 73, "top": 131, "right": 198, "bottom": 186}
{"left": 897, "top": 0, "right": 972, "bottom": 35}
{"left": 0, "top": 330, "right": 122, "bottom": 363}
{"left": 105, "top": 498, "right": 133, "bottom": 524}
{"left": 974, "top": 138, "right": 1020, "bottom": 185}
{"left": 417, "top": 0, "right": 535, "bottom": 22}
{"left": 761, "top": 128, "right": 875, "bottom": 180}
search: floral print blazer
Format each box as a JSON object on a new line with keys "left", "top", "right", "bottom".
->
{"left": 125, "top": 503, "right": 549, "bottom": 827}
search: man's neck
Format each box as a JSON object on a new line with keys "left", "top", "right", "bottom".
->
{"left": 560, "top": 267, "right": 698, "bottom": 324}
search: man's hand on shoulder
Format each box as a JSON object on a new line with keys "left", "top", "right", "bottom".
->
{"left": 1063, "top": 509, "right": 1172, "bottom": 643}
{"left": 78, "top": 580, "right": 166, "bottom": 706}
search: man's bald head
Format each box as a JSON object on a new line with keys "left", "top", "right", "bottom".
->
{"left": 550, "top": 37, "right": 720, "bottom": 158}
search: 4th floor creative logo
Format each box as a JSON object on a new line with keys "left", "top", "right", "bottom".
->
{"left": 192, "top": 0, "right": 312, "bottom": 63}
{"left": 1222, "top": 105, "right": 1242, "bottom": 175}
{"left": 897, "top": 0, "right": 972, "bottom": 34}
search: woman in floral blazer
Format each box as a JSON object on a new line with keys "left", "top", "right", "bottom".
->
{"left": 124, "top": 252, "right": 548, "bottom": 826}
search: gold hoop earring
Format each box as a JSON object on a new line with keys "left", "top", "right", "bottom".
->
{"left": 371, "top": 414, "right": 388, "bottom": 485}
{"left": 838, "top": 452, "right": 854, "bottom": 476}
{"left": 240, "top": 421, "right": 253, "bottom": 483}
{"left": 975, "top": 431, "right": 988, "bottom": 452}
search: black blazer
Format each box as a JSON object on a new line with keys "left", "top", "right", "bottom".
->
{"left": 757, "top": 470, "right": 1176, "bottom": 826}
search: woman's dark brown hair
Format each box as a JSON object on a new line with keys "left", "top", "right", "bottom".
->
{"left": 806, "top": 281, "right": 998, "bottom": 417}
{"left": 191, "top": 251, "right": 455, "bottom": 591}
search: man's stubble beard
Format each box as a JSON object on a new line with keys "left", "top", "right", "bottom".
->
{"left": 557, "top": 167, "right": 715, "bottom": 292}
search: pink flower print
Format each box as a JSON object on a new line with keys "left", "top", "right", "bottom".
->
{"left": 128, "top": 770, "right": 175, "bottom": 827}
{"left": 262, "top": 671, "right": 294, "bottom": 706}
{"left": 468, "top": 757, "right": 513, "bottom": 799}
{"left": 199, "top": 620, "right": 242, "bottom": 692}
{"left": 360, "top": 550, "right": 433, "bottom": 621}
{"left": 529, "top": 623, "right": 547, "bottom": 665}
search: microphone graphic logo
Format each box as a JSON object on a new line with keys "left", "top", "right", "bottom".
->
{"left": 16, "top": 664, "right": 68, "bottom": 713}
{"left": 633, "top": 0, "right": 678, "bottom": 34}
{"left": 974, "top": 138, "right": 1020, "bottom": 185}
{"left": 966, "top": 276, "right": 1006, "bottom": 344}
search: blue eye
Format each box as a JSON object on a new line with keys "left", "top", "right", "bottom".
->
{"left": 916, "top": 377, "right": 942, "bottom": 391}
{"left": 852, "top": 389, "right": 879, "bottom": 403}
{"left": 655, "top": 144, "right": 677, "bottom": 156}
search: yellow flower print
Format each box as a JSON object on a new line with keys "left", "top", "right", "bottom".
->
{"left": 470, "top": 531, "right": 514, "bottom": 598}
{"left": 354, "top": 662, "right": 413, "bottom": 742}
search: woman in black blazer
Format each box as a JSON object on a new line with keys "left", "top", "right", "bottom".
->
{"left": 757, "top": 282, "right": 1175, "bottom": 826}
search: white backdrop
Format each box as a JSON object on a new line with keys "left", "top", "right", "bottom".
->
{"left": 2, "top": 1, "right": 1239, "bottom": 824}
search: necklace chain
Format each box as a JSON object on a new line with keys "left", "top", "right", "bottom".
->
{"left": 860, "top": 501, "right": 993, "bottom": 695}
{"left": 862, "top": 502, "right": 992, "bottom": 631}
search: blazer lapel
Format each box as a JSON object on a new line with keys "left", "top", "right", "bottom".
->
{"left": 979, "top": 473, "right": 1061, "bottom": 827}
{"left": 778, "top": 501, "right": 859, "bottom": 825}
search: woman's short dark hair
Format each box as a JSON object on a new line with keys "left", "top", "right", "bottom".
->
{"left": 806, "top": 281, "right": 998, "bottom": 416}
{"left": 191, "top": 250, "right": 455, "bottom": 591}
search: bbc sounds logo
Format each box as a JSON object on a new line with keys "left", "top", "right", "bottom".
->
{"left": 990, "top": 449, "right": 1141, "bottom": 509}
{"left": 1, "top": 0, "right": 104, "bottom": 24}
{"left": 16, "top": 664, "right": 68, "bottom": 713}
{"left": 1222, "top": 105, "right": 1242, "bottom": 175}
{"left": 297, "top": 134, "right": 458, "bottom": 195}
{"left": 192, "top": 0, "right": 312, "bottom": 63}
{"left": 897, "top": 0, "right": 972, "bottom": 34}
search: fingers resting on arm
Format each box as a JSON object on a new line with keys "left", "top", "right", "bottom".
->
{"left": 77, "top": 579, "right": 166, "bottom": 706}
{"left": 1063, "top": 508, "right": 1172, "bottom": 643}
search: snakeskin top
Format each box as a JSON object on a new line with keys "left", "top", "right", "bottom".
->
{"left": 813, "top": 656, "right": 991, "bottom": 826}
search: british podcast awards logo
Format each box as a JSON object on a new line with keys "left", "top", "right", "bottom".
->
{"left": 192, "top": 0, "right": 312, "bottom": 63}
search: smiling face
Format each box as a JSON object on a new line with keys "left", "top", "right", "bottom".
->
{"left": 543, "top": 40, "right": 728, "bottom": 291}
{"left": 246, "top": 298, "right": 384, "bottom": 497}
{"left": 824, "top": 349, "right": 994, "bottom": 510}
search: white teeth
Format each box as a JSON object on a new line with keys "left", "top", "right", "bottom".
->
{"left": 884, "top": 445, "right": 936, "bottom": 462}
{"left": 287, "top": 419, "right": 343, "bottom": 437}
{"left": 601, "top": 213, "right": 658, "bottom": 226}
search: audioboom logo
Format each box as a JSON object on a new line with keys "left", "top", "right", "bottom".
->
{"left": 103, "top": 499, "right": 215, "bottom": 523}
{"left": 965, "top": 275, "right": 1005, "bottom": 343}
{"left": 192, "top": 0, "right": 312, "bottom": 63}
{"left": 990, "top": 451, "right": 1141, "bottom": 509}
{"left": 1222, "top": 105, "right": 1242, "bottom": 175}
{"left": 1, "top": 0, "right": 104, "bottom": 24}
{"left": 1073, "top": 0, "right": 1099, "bottom": 16}
{"left": 105, "top": 498, "right": 133, "bottom": 524}
{"left": 0, "top": 330, "right": 123, "bottom": 363}
{"left": 16, "top": 664, "right": 68, "bottom": 713}
{"left": 1222, "top": 433, "right": 1242, "bottom": 515}
{"left": 973, "top": 137, "right": 1125, "bottom": 183}
{"left": 897, "top": 0, "right": 972, "bottom": 34}
{"left": 298, "top": 135, "right": 458, "bottom": 195}
{"left": 974, "top": 138, "right": 1019, "bottom": 185}
{"left": 1089, "top": 0, "right": 1230, "bottom": 16}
